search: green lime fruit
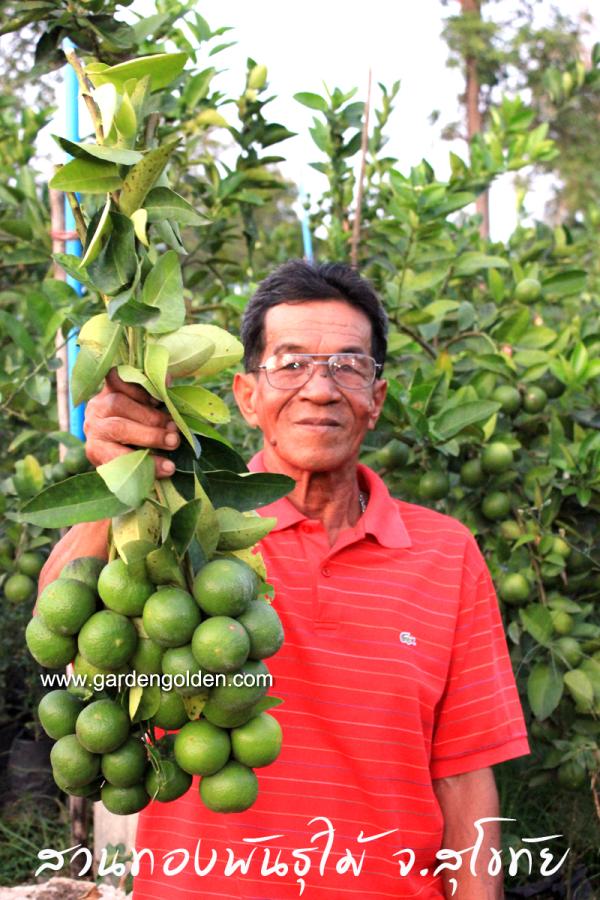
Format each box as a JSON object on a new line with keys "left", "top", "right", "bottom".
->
{"left": 71, "top": 653, "right": 126, "bottom": 694}
{"left": 98, "top": 559, "right": 154, "bottom": 617}
{"left": 557, "top": 759, "right": 587, "bottom": 790}
{"left": 491, "top": 385, "right": 521, "bottom": 416}
{"left": 191, "top": 617, "right": 250, "bottom": 674}
{"left": 37, "top": 690, "right": 82, "bottom": 741}
{"left": 193, "top": 558, "right": 258, "bottom": 618}
{"left": 499, "top": 573, "right": 530, "bottom": 605}
{"left": 539, "top": 373, "right": 565, "bottom": 399}
{"left": 151, "top": 690, "right": 188, "bottom": 730}
{"left": 76, "top": 698, "right": 130, "bottom": 754}
{"left": 102, "top": 737, "right": 148, "bottom": 787}
{"left": 101, "top": 782, "right": 150, "bottom": 815}
{"left": 162, "top": 644, "right": 206, "bottom": 696}
{"left": 130, "top": 637, "right": 163, "bottom": 676}
{"left": 26, "top": 617, "right": 76, "bottom": 668}
{"left": 174, "top": 719, "right": 231, "bottom": 776}
{"left": 4, "top": 573, "right": 35, "bottom": 604}
{"left": 374, "top": 439, "right": 409, "bottom": 469}
{"left": 550, "top": 609, "right": 574, "bottom": 636}
{"left": 460, "top": 459, "right": 484, "bottom": 488}
{"left": 201, "top": 703, "right": 256, "bottom": 729}
{"left": 481, "top": 491, "right": 511, "bottom": 521}
{"left": 17, "top": 552, "right": 45, "bottom": 578}
{"left": 37, "top": 578, "right": 96, "bottom": 636}
{"left": 514, "top": 277, "right": 542, "bottom": 303}
{"left": 567, "top": 548, "right": 591, "bottom": 574}
{"left": 145, "top": 759, "right": 192, "bottom": 802}
{"left": 200, "top": 760, "right": 258, "bottom": 813}
{"left": 60, "top": 556, "right": 105, "bottom": 591}
{"left": 418, "top": 471, "right": 449, "bottom": 501}
{"left": 202, "top": 660, "right": 270, "bottom": 716}
{"left": 231, "top": 713, "right": 282, "bottom": 768}
{"left": 499, "top": 520, "right": 521, "bottom": 541}
{"left": 50, "top": 734, "right": 100, "bottom": 787}
{"left": 142, "top": 587, "right": 201, "bottom": 648}
{"left": 53, "top": 772, "right": 102, "bottom": 799}
{"left": 51, "top": 462, "right": 68, "bottom": 482}
{"left": 481, "top": 442, "right": 514, "bottom": 475}
{"left": 78, "top": 610, "right": 138, "bottom": 669}
{"left": 63, "top": 445, "right": 89, "bottom": 475}
{"left": 554, "top": 637, "right": 583, "bottom": 668}
{"left": 38, "top": 690, "right": 85, "bottom": 740}
{"left": 522, "top": 386, "right": 548, "bottom": 414}
{"left": 237, "top": 601, "right": 284, "bottom": 661}
{"left": 552, "top": 537, "right": 571, "bottom": 560}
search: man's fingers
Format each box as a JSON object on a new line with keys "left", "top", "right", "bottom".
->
{"left": 94, "top": 391, "right": 173, "bottom": 430}
{"left": 87, "top": 441, "right": 175, "bottom": 478}
{"left": 105, "top": 367, "right": 160, "bottom": 406}
{"left": 92, "top": 416, "right": 181, "bottom": 451}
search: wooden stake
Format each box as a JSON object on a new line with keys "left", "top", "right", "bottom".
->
{"left": 350, "top": 70, "right": 373, "bottom": 269}
{"left": 50, "top": 188, "right": 70, "bottom": 462}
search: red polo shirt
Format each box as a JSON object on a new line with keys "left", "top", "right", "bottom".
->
{"left": 132, "top": 453, "right": 529, "bottom": 899}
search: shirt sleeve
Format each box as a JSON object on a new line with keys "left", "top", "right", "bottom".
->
{"left": 429, "top": 533, "right": 530, "bottom": 779}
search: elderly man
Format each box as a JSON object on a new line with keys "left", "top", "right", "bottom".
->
{"left": 41, "top": 259, "right": 529, "bottom": 899}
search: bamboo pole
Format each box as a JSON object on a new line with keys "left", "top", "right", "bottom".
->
{"left": 350, "top": 69, "right": 372, "bottom": 269}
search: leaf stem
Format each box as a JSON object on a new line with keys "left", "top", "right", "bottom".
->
{"left": 65, "top": 193, "right": 87, "bottom": 244}
{"left": 64, "top": 48, "right": 104, "bottom": 144}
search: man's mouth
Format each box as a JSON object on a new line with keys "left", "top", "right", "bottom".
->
{"left": 295, "top": 418, "right": 342, "bottom": 427}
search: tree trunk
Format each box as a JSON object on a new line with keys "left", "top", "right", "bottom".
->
{"left": 461, "top": 0, "right": 490, "bottom": 238}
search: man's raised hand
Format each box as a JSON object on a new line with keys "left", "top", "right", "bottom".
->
{"left": 83, "top": 368, "right": 180, "bottom": 478}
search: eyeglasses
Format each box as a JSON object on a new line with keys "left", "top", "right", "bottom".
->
{"left": 252, "top": 352, "right": 382, "bottom": 391}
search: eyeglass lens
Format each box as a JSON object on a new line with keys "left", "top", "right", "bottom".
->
{"left": 265, "top": 354, "right": 376, "bottom": 390}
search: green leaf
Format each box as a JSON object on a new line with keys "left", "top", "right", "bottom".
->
{"left": 205, "top": 471, "right": 294, "bottom": 512}
{"left": 215, "top": 508, "right": 277, "bottom": 550}
{"left": 53, "top": 135, "right": 143, "bottom": 165}
{"left": 492, "top": 309, "right": 531, "bottom": 344}
{"left": 19, "top": 472, "right": 129, "bottom": 527}
{"left": 294, "top": 91, "right": 328, "bottom": 112}
{"left": 182, "top": 324, "right": 243, "bottom": 377}
{"left": 171, "top": 498, "right": 202, "bottom": 556}
{"left": 130, "top": 685, "right": 161, "bottom": 723}
{"left": 0, "top": 310, "right": 37, "bottom": 356}
{"left": 119, "top": 138, "right": 179, "bottom": 217}
{"left": 97, "top": 449, "right": 155, "bottom": 509}
{"left": 542, "top": 270, "right": 586, "bottom": 298}
{"left": 149, "top": 330, "right": 214, "bottom": 379}
{"left": 49, "top": 157, "right": 122, "bottom": 194}
{"left": 453, "top": 253, "right": 510, "bottom": 277}
{"left": 145, "top": 343, "right": 198, "bottom": 453}
{"left": 93, "top": 83, "right": 118, "bottom": 138}
{"left": 80, "top": 194, "right": 112, "bottom": 268}
{"left": 169, "top": 385, "right": 230, "bottom": 424}
{"left": 517, "top": 327, "right": 557, "bottom": 350}
{"left": 72, "top": 315, "right": 124, "bottom": 406}
{"left": 519, "top": 604, "right": 553, "bottom": 647}
{"left": 87, "top": 52, "right": 188, "bottom": 92}
{"left": 88, "top": 212, "right": 137, "bottom": 295}
{"left": 430, "top": 400, "right": 500, "bottom": 441}
{"left": 116, "top": 365, "right": 161, "bottom": 400}
{"left": 527, "top": 663, "right": 563, "bottom": 720}
{"left": 564, "top": 669, "right": 594, "bottom": 710}
{"left": 145, "top": 187, "right": 206, "bottom": 226}
{"left": 53, "top": 253, "right": 92, "bottom": 287}
{"left": 141, "top": 250, "right": 185, "bottom": 334}
{"left": 248, "top": 696, "right": 284, "bottom": 716}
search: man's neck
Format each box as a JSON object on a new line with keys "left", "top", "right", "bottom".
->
{"left": 261, "top": 444, "right": 363, "bottom": 547}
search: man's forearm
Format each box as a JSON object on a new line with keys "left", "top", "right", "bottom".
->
{"left": 37, "top": 520, "right": 110, "bottom": 598}
{"left": 432, "top": 767, "right": 503, "bottom": 899}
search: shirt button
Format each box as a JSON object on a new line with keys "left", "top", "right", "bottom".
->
{"left": 321, "top": 567, "right": 331, "bottom": 577}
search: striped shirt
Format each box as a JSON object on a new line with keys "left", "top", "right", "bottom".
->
{"left": 132, "top": 453, "right": 529, "bottom": 899}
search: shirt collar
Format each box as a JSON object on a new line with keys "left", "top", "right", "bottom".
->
{"left": 247, "top": 451, "right": 412, "bottom": 549}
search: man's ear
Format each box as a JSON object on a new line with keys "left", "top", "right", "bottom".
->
{"left": 368, "top": 378, "right": 387, "bottom": 430}
{"left": 233, "top": 371, "right": 260, "bottom": 427}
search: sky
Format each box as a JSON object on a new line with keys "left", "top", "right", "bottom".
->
{"left": 48, "top": 0, "right": 596, "bottom": 242}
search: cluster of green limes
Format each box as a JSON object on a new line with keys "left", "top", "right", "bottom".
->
{"left": 27, "top": 551, "right": 284, "bottom": 815}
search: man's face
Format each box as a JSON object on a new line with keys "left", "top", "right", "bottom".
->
{"left": 233, "top": 300, "right": 387, "bottom": 476}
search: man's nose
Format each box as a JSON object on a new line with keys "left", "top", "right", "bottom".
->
{"left": 298, "top": 363, "right": 341, "bottom": 400}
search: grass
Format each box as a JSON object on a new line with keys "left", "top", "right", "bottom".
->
{"left": 0, "top": 792, "right": 72, "bottom": 887}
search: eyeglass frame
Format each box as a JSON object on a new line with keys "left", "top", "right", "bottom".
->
{"left": 250, "top": 352, "right": 384, "bottom": 391}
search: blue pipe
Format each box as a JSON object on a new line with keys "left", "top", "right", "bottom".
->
{"left": 299, "top": 187, "right": 314, "bottom": 262}
{"left": 63, "top": 38, "right": 85, "bottom": 441}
